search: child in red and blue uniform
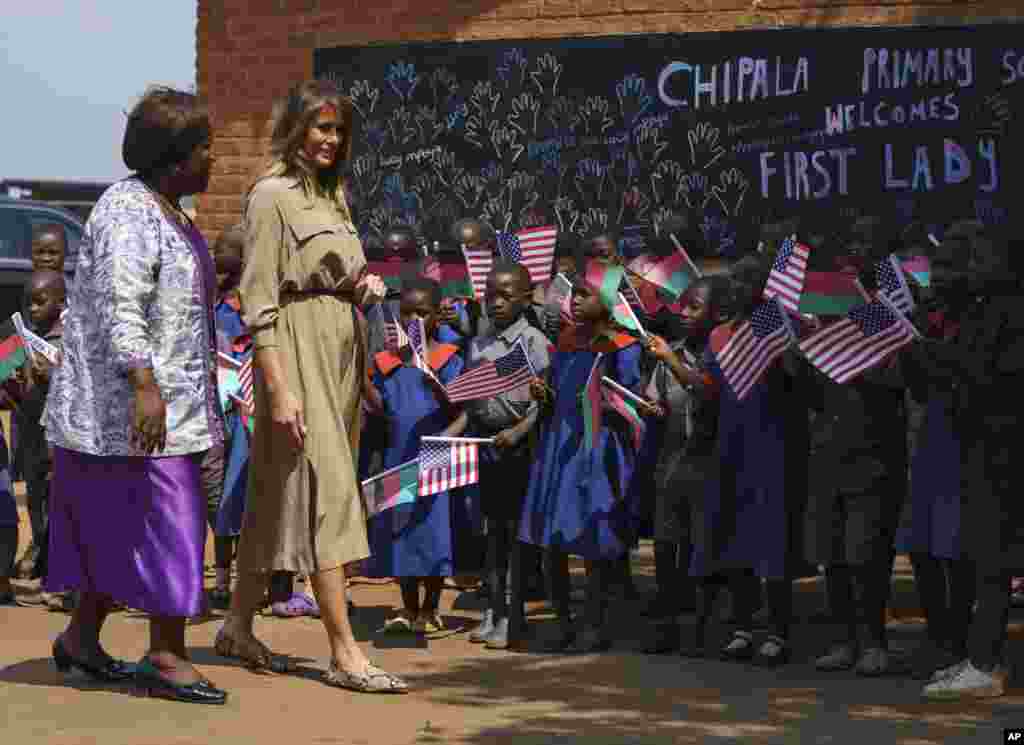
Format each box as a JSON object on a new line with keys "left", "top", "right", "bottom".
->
{"left": 364, "top": 277, "right": 468, "bottom": 635}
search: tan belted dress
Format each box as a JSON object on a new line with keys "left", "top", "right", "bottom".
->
{"left": 235, "top": 175, "right": 369, "bottom": 574}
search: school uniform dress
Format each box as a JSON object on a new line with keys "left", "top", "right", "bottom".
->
{"left": 45, "top": 178, "right": 222, "bottom": 617}
{"left": 692, "top": 328, "right": 810, "bottom": 581}
{"left": 519, "top": 331, "right": 643, "bottom": 561}
{"left": 365, "top": 344, "right": 464, "bottom": 578}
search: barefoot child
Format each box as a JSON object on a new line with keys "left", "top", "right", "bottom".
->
{"left": 366, "top": 277, "right": 467, "bottom": 634}
{"left": 522, "top": 260, "right": 647, "bottom": 653}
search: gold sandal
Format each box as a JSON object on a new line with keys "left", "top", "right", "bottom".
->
{"left": 214, "top": 629, "right": 294, "bottom": 673}
{"left": 324, "top": 661, "right": 408, "bottom": 694}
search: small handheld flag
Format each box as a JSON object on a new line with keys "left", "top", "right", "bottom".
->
{"left": 445, "top": 336, "right": 535, "bottom": 403}
{"left": 498, "top": 226, "right": 558, "bottom": 285}
{"left": 418, "top": 437, "right": 481, "bottom": 496}
{"left": 799, "top": 300, "right": 914, "bottom": 384}
{"left": 762, "top": 237, "right": 810, "bottom": 315}
{"left": 716, "top": 297, "right": 795, "bottom": 401}
{"left": 579, "top": 354, "right": 603, "bottom": 452}
{"left": 361, "top": 459, "right": 420, "bottom": 518}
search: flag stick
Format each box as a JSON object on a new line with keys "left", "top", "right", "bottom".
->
{"left": 873, "top": 285, "right": 924, "bottom": 340}
{"left": 218, "top": 351, "right": 242, "bottom": 369}
{"left": 421, "top": 435, "right": 495, "bottom": 444}
{"left": 618, "top": 292, "right": 648, "bottom": 339}
{"left": 852, "top": 277, "right": 873, "bottom": 303}
{"left": 928, "top": 233, "right": 940, "bottom": 247}
{"left": 669, "top": 234, "right": 703, "bottom": 278}
{"left": 601, "top": 376, "right": 652, "bottom": 409}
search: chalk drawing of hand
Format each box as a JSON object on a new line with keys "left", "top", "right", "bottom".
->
{"left": 579, "top": 97, "right": 613, "bottom": 136}
{"left": 575, "top": 158, "right": 608, "bottom": 202}
{"left": 509, "top": 92, "right": 541, "bottom": 136}
{"left": 386, "top": 61, "right": 421, "bottom": 102}
{"left": 470, "top": 80, "right": 501, "bottom": 116}
{"left": 547, "top": 96, "right": 579, "bottom": 133}
{"left": 481, "top": 162, "right": 505, "bottom": 198}
{"left": 554, "top": 196, "right": 577, "bottom": 233}
{"left": 711, "top": 168, "right": 750, "bottom": 217}
{"left": 680, "top": 172, "right": 711, "bottom": 210}
{"left": 507, "top": 171, "right": 539, "bottom": 222}
{"left": 579, "top": 207, "right": 609, "bottom": 238}
{"left": 465, "top": 114, "right": 487, "bottom": 149}
{"left": 687, "top": 122, "right": 726, "bottom": 171}
{"left": 411, "top": 170, "right": 439, "bottom": 200}
{"left": 607, "top": 151, "right": 634, "bottom": 193}
{"left": 387, "top": 107, "right": 416, "bottom": 146}
{"left": 491, "top": 122, "right": 524, "bottom": 163}
{"left": 651, "top": 160, "right": 686, "bottom": 207}
{"left": 650, "top": 206, "right": 676, "bottom": 238}
{"left": 367, "top": 205, "right": 398, "bottom": 238}
{"left": 974, "top": 92, "right": 1012, "bottom": 137}
{"left": 481, "top": 196, "right": 511, "bottom": 233}
{"left": 453, "top": 171, "right": 486, "bottom": 209}
{"left": 432, "top": 149, "right": 462, "bottom": 189}
{"left": 349, "top": 80, "right": 380, "bottom": 119}
{"left": 530, "top": 53, "right": 563, "bottom": 98}
{"left": 444, "top": 102, "right": 469, "bottom": 134}
{"left": 620, "top": 186, "right": 651, "bottom": 222}
{"left": 430, "top": 68, "right": 459, "bottom": 108}
{"left": 497, "top": 48, "right": 529, "bottom": 90}
{"left": 616, "top": 74, "right": 653, "bottom": 129}
{"left": 414, "top": 105, "right": 443, "bottom": 144}
{"left": 362, "top": 119, "right": 388, "bottom": 151}
{"left": 634, "top": 124, "right": 668, "bottom": 172}
{"left": 351, "top": 154, "right": 381, "bottom": 200}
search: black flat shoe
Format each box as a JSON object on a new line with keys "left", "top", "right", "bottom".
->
{"left": 753, "top": 635, "right": 791, "bottom": 667}
{"left": 720, "top": 630, "right": 756, "bottom": 662}
{"left": 52, "top": 637, "right": 134, "bottom": 682}
{"left": 643, "top": 623, "right": 681, "bottom": 655}
{"left": 544, "top": 628, "right": 577, "bottom": 653}
{"left": 135, "top": 660, "right": 227, "bottom": 705}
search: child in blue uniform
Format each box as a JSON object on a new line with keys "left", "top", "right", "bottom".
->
{"left": 365, "top": 277, "right": 467, "bottom": 634}
{"left": 694, "top": 258, "right": 815, "bottom": 666}
{"left": 522, "top": 260, "right": 647, "bottom": 653}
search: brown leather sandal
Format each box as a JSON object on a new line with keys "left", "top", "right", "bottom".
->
{"left": 214, "top": 629, "right": 294, "bottom": 673}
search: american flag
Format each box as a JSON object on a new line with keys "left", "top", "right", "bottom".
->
{"left": 716, "top": 297, "right": 795, "bottom": 401}
{"left": 497, "top": 226, "right": 558, "bottom": 285}
{"left": 763, "top": 237, "right": 810, "bottom": 315}
{"left": 799, "top": 299, "right": 914, "bottom": 384}
{"left": 238, "top": 357, "right": 254, "bottom": 412}
{"left": 461, "top": 243, "right": 494, "bottom": 301}
{"left": 418, "top": 438, "right": 480, "bottom": 496}
{"left": 876, "top": 254, "right": 915, "bottom": 316}
{"left": 406, "top": 317, "right": 427, "bottom": 370}
{"left": 543, "top": 273, "right": 573, "bottom": 341}
{"left": 445, "top": 336, "right": 535, "bottom": 403}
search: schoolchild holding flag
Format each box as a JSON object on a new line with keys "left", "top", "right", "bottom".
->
{"left": 462, "top": 261, "right": 550, "bottom": 650}
{"left": 523, "top": 260, "right": 650, "bottom": 653}
{"left": 640, "top": 275, "right": 731, "bottom": 654}
{"left": 364, "top": 276, "right": 468, "bottom": 636}
{"left": 688, "top": 256, "right": 815, "bottom": 666}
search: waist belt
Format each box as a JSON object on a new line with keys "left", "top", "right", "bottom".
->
{"left": 281, "top": 288, "right": 355, "bottom": 303}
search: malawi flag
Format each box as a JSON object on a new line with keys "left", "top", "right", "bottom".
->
{"left": 579, "top": 354, "right": 604, "bottom": 453}
{"left": 600, "top": 376, "right": 646, "bottom": 452}
{"left": 0, "top": 319, "right": 27, "bottom": 384}
{"left": 361, "top": 459, "right": 420, "bottom": 519}
{"left": 585, "top": 262, "right": 641, "bottom": 334}
{"left": 366, "top": 259, "right": 472, "bottom": 299}
{"left": 901, "top": 255, "right": 931, "bottom": 288}
{"left": 798, "top": 271, "right": 864, "bottom": 317}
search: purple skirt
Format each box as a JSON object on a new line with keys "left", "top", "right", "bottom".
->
{"left": 46, "top": 447, "right": 207, "bottom": 617}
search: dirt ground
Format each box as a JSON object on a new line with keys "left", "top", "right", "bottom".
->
{"left": 2, "top": 497, "right": 1022, "bottom": 745}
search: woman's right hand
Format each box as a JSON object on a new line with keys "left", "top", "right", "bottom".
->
{"left": 270, "top": 388, "right": 306, "bottom": 452}
{"left": 131, "top": 380, "right": 168, "bottom": 455}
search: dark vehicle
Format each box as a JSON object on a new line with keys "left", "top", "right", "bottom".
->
{"left": 0, "top": 197, "right": 82, "bottom": 322}
{"left": 1, "top": 179, "right": 111, "bottom": 223}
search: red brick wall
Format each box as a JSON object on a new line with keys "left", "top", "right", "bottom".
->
{"left": 195, "top": 0, "right": 1022, "bottom": 238}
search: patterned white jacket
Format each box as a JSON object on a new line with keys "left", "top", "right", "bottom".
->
{"left": 46, "top": 178, "right": 222, "bottom": 457}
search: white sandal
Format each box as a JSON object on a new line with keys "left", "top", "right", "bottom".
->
{"left": 324, "top": 661, "right": 408, "bottom": 694}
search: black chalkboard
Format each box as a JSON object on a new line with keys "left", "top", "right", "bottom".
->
{"left": 315, "top": 26, "right": 1021, "bottom": 260}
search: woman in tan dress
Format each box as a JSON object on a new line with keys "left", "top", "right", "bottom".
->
{"left": 216, "top": 80, "right": 406, "bottom": 693}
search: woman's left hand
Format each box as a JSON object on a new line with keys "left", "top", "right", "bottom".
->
{"left": 356, "top": 273, "right": 387, "bottom": 304}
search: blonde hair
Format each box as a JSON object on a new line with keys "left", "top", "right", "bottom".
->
{"left": 255, "top": 79, "right": 354, "bottom": 220}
